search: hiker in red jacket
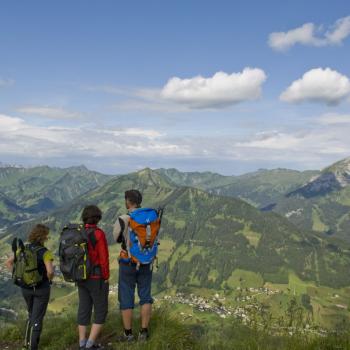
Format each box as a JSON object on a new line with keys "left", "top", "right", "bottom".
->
{"left": 77, "top": 205, "right": 109, "bottom": 350}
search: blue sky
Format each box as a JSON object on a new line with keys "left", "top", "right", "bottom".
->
{"left": 0, "top": 0, "right": 350, "bottom": 174}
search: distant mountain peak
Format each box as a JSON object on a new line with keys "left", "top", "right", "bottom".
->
{"left": 322, "top": 157, "right": 350, "bottom": 186}
{"left": 137, "top": 167, "right": 153, "bottom": 175}
{"left": 66, "top": 164, "right": 89, "bottom": 172}
{"left": 287, "top": 156, "right": 350, "bottom": 198}
{"left": 0, "top": 162, "right": 24, "bottom": 169}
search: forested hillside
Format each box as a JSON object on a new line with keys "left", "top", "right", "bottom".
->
{"left": 0, "top": 165, "right": 112, "bottom": 225}
{"left": 2, "top": 161, "right": 350, "bottom": 335}
{"left": 5, "top": 168, "right": 350, "bottom": 289}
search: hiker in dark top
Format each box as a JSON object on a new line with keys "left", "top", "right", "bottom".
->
{"left": 5, "top": 224, "right": 54, "bottom": 350}
{"left": 113, "top": 190, "right": 154, "bottom": 342}
{"left": 77, "top": 205, "right": 110, "bottom": 350}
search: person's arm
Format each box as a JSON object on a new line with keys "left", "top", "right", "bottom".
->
{"left": 113, "top": 218, "right": 124, "bottom": 243}
{"left": 113, "top": 215, "right": 129, "bottom": 249}
{"left": 96, "top": 229, "right": 110, "bottom": 281}
{"left": 43, "top": 251, "right": 55, "bottom": 281}
{"left": 113, "top": 218, "right": 123, "bottom": 243}
{"left": 5, "top": 256, "right": 14, "bottom": 272}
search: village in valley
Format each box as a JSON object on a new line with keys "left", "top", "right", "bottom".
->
{"left": 157, "top": 288, "right": 282, "bottom": 322}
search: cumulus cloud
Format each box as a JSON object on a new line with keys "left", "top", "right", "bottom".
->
{"left": 17, "top": 106, "right": 82, "bottom": 120}
{"left": 87, "top": 69, "right": 267, "bottom": 112}
{"left": 269, "top": 16, "right": 350, "bottom": 51}
{"left": 280, "top": 68, "right": 350, "bottom": 105}
{"left": 160, "top": 68, "right": 267, "bottom": 109}
{"left": 269, "top": 23, "right": 323, "bottom": 51}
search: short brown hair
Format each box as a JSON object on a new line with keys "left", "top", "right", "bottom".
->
{"left": 125, "top": 189, "right": 142, "bottom": 207}
{"left": 28, "top": 224, "right": 50, "bottom": 244}
{"left": 81, "top": 205, "right": 102, "bottom": 225}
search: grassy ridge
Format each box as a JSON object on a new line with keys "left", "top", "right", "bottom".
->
{"left": 1, "top": 305, "right": 350, "bottom": 350}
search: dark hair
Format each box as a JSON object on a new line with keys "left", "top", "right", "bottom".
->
{"left": 81, "top": 205, "right": 102, "bottom": 225}
{"left": 28, "top": 224, "right": 50, "bottom": 245}
{"left": 125, "top": 189, "right": 142, "bottom": 207}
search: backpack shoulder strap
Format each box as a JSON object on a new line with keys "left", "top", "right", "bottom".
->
{"left": 32, "top": 245, "right": 46, "bottom": 252}
{"left": 30, "top": 245, "right": 47, "bottom": 262}
{"left": 11, "top": 238, "right": 18, "bottom": 263}
{"left": 85, "top": 227, "right": 98, "bottom": 249}
{"left": 18, "top": 239, "right": 25, "bottom": 251}
{"left": 157, "top": 207, "right": 164, "bottom": 223}
{"left": 125, "top": 213, "right": 132, "bottom": 260}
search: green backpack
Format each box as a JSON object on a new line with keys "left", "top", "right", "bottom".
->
{"left": 12, "top": 238, "right": 45, "bottom": 288}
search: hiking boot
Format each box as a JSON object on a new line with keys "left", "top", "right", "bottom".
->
{"left": 86, "top": 344, "right": 105, "bottom": 349}
{"left": 138, "top": 330, "right": 149, "bottom": 342}
{"left": 116, "top": 333, "right": 135, "bottom": 342}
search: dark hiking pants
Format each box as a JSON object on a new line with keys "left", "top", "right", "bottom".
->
{"left": 77, "top": 279, "right": 109, "bottom": 325}
{"left": 21, "top": 286, "right": 50, "bottom": 350}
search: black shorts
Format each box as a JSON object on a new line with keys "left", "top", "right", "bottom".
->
{"left": 77, "top": 279, "right": 109, "bottom": 325}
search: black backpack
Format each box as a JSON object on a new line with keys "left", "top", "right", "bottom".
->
{"left": 58, "top": 224, "right": 97, "bottom": 282}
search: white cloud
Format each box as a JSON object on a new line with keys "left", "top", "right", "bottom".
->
{"left": 108, "top": 128, "right": 164, "bottom": 139}
{"left": 0, "top": 114, "right": 185, "bottom": 158}
{"left": 317, "top": 113, "right": 350, "bottom": 125}
{"left": 325, "top": 16, "right": 350, "bottom": 44}
{"left": 1, "top": 113, "right": 350, "bottom": 172}
{"left": 160, "top": 68, "right": 267, "bottom": 109}
{"left": 233, "top": 124, "right": 350, "bottom": 162}
{"left": 269, "top": 16, "right": 350, "bottom": 51}
{"left": 236, "top": 131, "right": 302, "bottom": 150}
{"left": 87, "top": 69, "right": 267, "bottom": 112}
{"left": 17, "top": 106, "right": 82, "bottom": 120}
{"left": 269, "top": 23, "right": 323, "bottom": 51}
{"left": 280, "top": 68, "right": 350, "bottom": 105}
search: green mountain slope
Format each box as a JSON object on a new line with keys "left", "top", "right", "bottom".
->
{"left": 157, "top": 168, "right": 318, "bottom": 208}
{"left": 156, "top": 168, "right": 235, "bottom": 189}
{"left": 0, "top": 191, "right": 27, "bottom": 226}
{"left": 210, "top": 169, "right": 318, "bottom": 208}
{"left": 3, "top": 166, "right": 350, "bottom": 331}
{"left": 6, "top": 168, "right": 350, "bottom": 290}
{"left": 0, "top": 165, "right": 112, "bottom": 215}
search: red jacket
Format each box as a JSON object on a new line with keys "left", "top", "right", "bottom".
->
{"left": 85, "top": 224, "right": 109, "bottom": 280}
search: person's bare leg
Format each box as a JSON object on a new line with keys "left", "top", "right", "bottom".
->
{"left": 78, "top": 325, "right": 87, "bottom": 343}
{"left": 87, "top": 323, "right": 103, "bottom": 343}
{"left": 121, "top": 309, "right": 133, "bottom": 330}
{"left": 140, "top": 304, "right": 152, "bottom": 328}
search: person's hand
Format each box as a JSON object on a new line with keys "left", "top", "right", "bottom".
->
{"left": 104, "top": 279, "right": 109, "bottom": 284}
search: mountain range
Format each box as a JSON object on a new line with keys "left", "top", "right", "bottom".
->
{"left": 2, "top": 159, "right": 350, "bottom": 292}
{"left": 157, "top": 160, "right": 350, "bottom": 243}
{"left": 0, "top": 165, "right": 112, "bottom": 226}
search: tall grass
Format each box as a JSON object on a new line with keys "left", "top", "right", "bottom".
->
{"left": 1, "top": 305, "right": 350, "bottom": 350}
